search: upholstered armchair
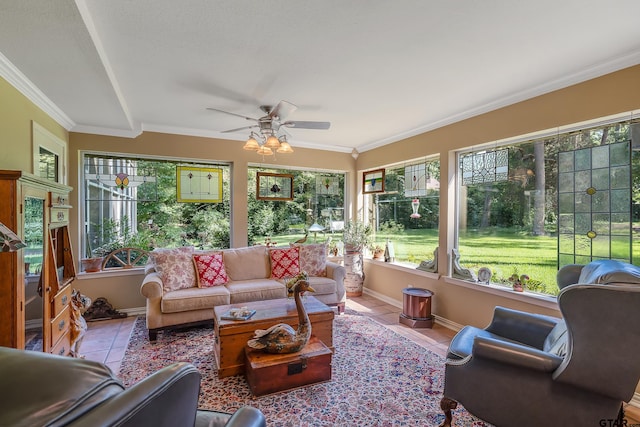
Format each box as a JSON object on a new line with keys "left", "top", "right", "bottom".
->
{"left": 0, "top": 346, "right": 266, "bottom": 427}
{"left": 439, "top": 260, "right": 640, "bottom": 427}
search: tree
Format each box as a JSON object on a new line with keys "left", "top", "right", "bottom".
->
{"left": 532, "top": 139, "right": 546, "bottom": 236}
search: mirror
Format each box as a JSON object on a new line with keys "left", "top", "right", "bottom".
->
{"left": 24, "top": 196, "right": 44, "bottom": 351}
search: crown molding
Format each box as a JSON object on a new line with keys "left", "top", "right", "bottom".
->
{"left": 356, "top": 50, "right": 640, "bottom": 154}
{"left": 70, "top": 124, "right": 142, "bottom": 138}
{"left": 0, "top": 52, "right": 75, "bottom": 130}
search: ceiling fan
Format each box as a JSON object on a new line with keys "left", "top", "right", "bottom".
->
{"left": 207, "top": 100, "right": 330, "bottom": 156}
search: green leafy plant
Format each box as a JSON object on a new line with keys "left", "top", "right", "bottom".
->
{"left": 342, "top": 220, "right": 373, "bottom": 251}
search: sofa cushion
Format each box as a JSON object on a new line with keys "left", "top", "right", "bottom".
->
{"left": 226, "top": 279, "right": 287, "bottom": 304}
{"left": 299, "top": 243, "right": 327, "bottom": 277}
{"left": 308, "top": 276, "right": 337, "bottom": 296}
{"left": 161, "top": 286, "right": 231, "bottom": 313}
{"left": 578, "top": 259, "right": 640, "bottom": 285}
{"left": 192, "top": 252, "right": 229, "bottom": 287}
{"left": 149, "top": 247, "right": 196, "bottom": 292}
{"left": 223, "top": 246, "right": 270, "bottom": 281}
{"left": 269, "top": 246, "right": 300, "bottom": 279}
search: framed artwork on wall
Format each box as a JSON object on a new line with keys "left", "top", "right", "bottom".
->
{"left": 363, "top": 168, "right": 385, "bottom": 193}
{"left": 176, "top": 166, "right": 223, "bottom": 203}
{"left": 256, "top": 172, "right": 294, "bottom": 201}
{"left": 32, "top": 121, "right": 67, "bottom": 184}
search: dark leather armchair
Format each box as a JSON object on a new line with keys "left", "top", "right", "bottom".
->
{"left": 439, "top": 260, "right": 640, "bottom": 427}
{"left": 0, "top": 346, "right": 266, "bottom": 427}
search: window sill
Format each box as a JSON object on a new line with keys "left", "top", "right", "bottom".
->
{"left": 364, "top": 259, "right": 558, "bottom": 311}
{"left": 443, "top": 276, "right": 558, "bottom": 310}
{"left": 76, "top": 267, "right": 146, "bottom": 280}
{"left": 364, "top": 258, "right": 439, "bottom": 280}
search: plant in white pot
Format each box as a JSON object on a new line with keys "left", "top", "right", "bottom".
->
{"left": 342, "top": 220, "right": 373, "bottom": 253}
{"left": 342, "top": 220, "right": 373, "bottom": 296}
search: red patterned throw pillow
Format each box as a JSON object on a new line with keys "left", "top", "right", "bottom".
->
{"left": 269, "top": 247, "right": 301, "bottom": 279}
{"left": 192, "top": 252, "right": 229, "bottom": 287}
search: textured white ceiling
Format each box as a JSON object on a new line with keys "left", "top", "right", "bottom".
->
{"left": 1, "top": 0, "right": 640, "bottom": 152}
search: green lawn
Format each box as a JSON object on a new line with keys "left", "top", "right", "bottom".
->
{"left": 260, "top": 227, "right": 640, "bottom": 297}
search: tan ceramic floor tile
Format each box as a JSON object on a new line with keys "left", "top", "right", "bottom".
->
{"left": 81, "top": 337, "right": 115, "bottom": 352}
{"left": 373, "top": 311, "right": 403, "bottom": 325}
{"left": 83, "top": 349, "right": 109, "bottom": 364}
{"left": 106, "top": 346, "right": 126, "bottom": 363}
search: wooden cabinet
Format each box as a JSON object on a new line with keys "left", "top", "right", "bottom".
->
{"left": 0, "top": 170, "right": 75, "bottom": 354}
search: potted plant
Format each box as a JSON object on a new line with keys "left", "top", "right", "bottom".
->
{"left": 509, "top": 274, "right": 530, "bottom": 292}
{"left": 342, "top": 220, "right": 373, "bottom": 253}
{"left": 342, "top": 220, "right": 373, "bottom": 296}
{"left": 369, "top": 243, "right": 385, "bottom": 260}
{"left": 80, "top": 239, "right": 103, "bottom": 273}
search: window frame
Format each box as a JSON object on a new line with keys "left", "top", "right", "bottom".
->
{"left": 80, "top": 150, "right": 232, "bottom": 271}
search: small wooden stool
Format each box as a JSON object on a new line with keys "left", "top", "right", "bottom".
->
{"left": 244, "top": 336, "right": 332, "bottom": 396}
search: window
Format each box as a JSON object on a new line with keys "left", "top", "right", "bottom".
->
{"left": 32, "top": 121, "right": 66, "bottom": 184}
{"left": 82, "top": 153, "right": 231, "bottom": 268}
{"left": 365, "top": 158, "right": 440, "bottom": 266}
{"left": 247, "top": 167, "right": 345, "bottom": 247}
{"left": 456, "top": 119, "right": 640, "bottom": 296}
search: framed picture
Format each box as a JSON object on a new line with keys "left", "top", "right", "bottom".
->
{"left": 256, "top": 172, "right": 294, "bottom": 201}
{"left": 363, "top": 169, "right": 385, "bottom": 193}
{"left": 176, "top": 166, "right": 223, "bottom": 203}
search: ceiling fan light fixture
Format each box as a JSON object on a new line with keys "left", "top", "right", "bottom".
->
{"left": 256, "top": 146, "right": 274, "bottom": 156}
{"left": 277, "top": 141, "right": 294, "bottom": 154}
{"left": 243, "top": 135, "right": 260, "bottom": 150}
{"left": 264, "top": 134, "right": 281, "bottom": 149}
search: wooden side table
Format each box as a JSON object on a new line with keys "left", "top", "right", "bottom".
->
{"left": 399, "top": 287, "right": 434, "bottom": 328}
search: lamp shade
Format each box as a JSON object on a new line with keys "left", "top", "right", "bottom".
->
{"left": 243, "top": 136, "right": 260, "bottom": 150}
{"left": 256, "top": 146, "right": 274, "bottom": 156}
{"left": 264, "top": 135, "right": 281, "bottom": 149}
{"left": 277, "top": 141, "right": 294, "bottom": 154}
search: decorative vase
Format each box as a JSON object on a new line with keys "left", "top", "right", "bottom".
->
{"left": 344, "top": 247, "right": 364, "bottom": 297}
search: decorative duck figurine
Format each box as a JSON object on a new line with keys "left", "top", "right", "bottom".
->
{"left": 247, "top": 272, "right": 315, "bottom": 354}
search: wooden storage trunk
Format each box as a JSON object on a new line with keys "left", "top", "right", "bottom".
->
{"left": 213, "top": 296, "right": 334, "bottom": 378}
{"left": 245, "top": 336, "right": 332, "bottom": 396}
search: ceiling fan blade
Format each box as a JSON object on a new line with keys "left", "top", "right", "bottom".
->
{"left": 221, "top": 125, "right": 258, "bottom": 133}
{"left": 206, "top": 107, "right": 259, "bottom": 122}
{"left": 268, "top": 100, "right": 297, "bottom": 120}
{"left": 282, "top": 121, "right": 331, "bottom": 130}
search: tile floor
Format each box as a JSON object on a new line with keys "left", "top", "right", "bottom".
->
{"left": 80, "top": 294, "right": 640, "bottom": 424}
{"left": 81, "top": 315, "right": 138, "bottom": 373}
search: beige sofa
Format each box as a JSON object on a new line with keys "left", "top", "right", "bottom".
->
{"left": 140, "top": 245, "right": 346, "bottom": 340}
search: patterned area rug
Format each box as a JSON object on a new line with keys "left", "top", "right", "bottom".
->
{"left": 119, "top": 313, "right": 488, "bottom": 427}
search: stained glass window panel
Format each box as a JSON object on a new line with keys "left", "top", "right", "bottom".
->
{"left": 592, "top": 236, "right": 610, "bottom": 258}
{"left": 591, "top": 145, "right": 609, "bottom": 169}
{"left": 575, "top": 148, "right": 591, "bottom": 171}
{"left": 460, "top": 149, "right": 508, "bottom": 185}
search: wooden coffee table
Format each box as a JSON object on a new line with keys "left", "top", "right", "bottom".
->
{"left": 213, "top": 296, "right": 334, "bottom": 378}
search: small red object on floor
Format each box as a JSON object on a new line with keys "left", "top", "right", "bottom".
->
{"left": 399, "top": 287, "right": 434, "bottom": 328}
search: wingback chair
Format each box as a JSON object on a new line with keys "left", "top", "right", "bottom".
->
{"left": 0, "top": 346, "right": 266, "bottom": 427}
{"left": 439, "top": 259, "right": 640, "bottom": 427}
